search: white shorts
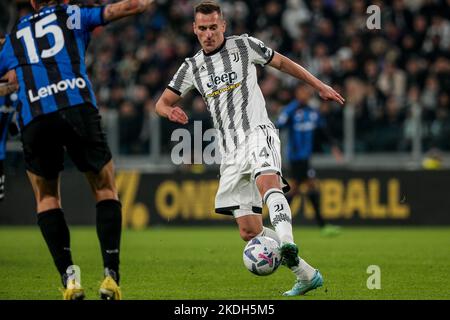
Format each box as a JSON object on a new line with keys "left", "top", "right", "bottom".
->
{"left": 215, "top": 124, "right": 290, "bottom": 218}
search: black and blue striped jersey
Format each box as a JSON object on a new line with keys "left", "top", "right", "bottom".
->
{"left": 0, "top": 4, "right": 107, "bottom": 129}
{"left": 0, "top": 93, "right": 17, "bottom": 160}
{"left": 276, "top": 101, "right": 324, "bottom": 161}
{"left": 276, "top": 100, "right": 338, "bottom": 162}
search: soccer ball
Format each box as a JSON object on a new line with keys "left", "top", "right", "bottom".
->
{"left": 243, "top": 236, "right": 282, "bottom": 276}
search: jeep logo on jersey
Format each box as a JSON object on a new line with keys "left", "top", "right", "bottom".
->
{"left": 206, "top": 72, "right": 238, "bottom": 89}
{"left": 28, "top": 77, "right": 87, "bottom": 103}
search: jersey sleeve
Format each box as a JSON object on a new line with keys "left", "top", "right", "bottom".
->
{"left": 0, "top": 36, "right": 18, "bottom": 78}
{"left": 246, "top": 36, "right": 275, "bottom": 66}
{"left": 80, "top": 6, "right": 108, "bottom": 31}
{"left": 167, "top": 61, "right": 195, "bottom": 97}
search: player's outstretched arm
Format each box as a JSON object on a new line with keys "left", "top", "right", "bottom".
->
{"left": 103, "top": 0, "right": 154, "bottom": 22}
{"left": 155, "top": 89, "right": 189, "bottom": 125}
{"left": 269, "top": 52, "right": 345, "bottom": 105}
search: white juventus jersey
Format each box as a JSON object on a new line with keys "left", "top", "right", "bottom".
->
{"left": 168, "top": 34, "right": 276, "bottom": 155}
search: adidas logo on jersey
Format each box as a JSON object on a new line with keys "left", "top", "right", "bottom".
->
{"left": 28, "top": 77, "right": 87, "bottom": 103}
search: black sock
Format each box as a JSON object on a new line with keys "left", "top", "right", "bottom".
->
{"left": 307, "top": 190, "right": 326, "bottom": 227}
{"left": 96, "top": 199, "right": 122, "bottom": 283}
{"left": 37, "top": 209, "right": 73, "bottom": 277}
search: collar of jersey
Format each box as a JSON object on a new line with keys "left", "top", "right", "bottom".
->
{"left": 203, "top": 39, "right": 227, "bottom": 57}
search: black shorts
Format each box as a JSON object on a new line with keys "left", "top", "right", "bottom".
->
{"left": 21, "top": 104, "right": 112, "bottom": 180}
{"left": 290, "top": 159, "right": 316, "bottom": 183}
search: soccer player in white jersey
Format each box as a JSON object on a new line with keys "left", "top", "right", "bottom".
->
{"left": 156, "top": 1, "right": 345, "bottom": 296}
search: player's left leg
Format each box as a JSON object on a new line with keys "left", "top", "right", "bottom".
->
{"left": 256, "top": 173, "right": 323, "bottom": 296}
{"left": 22, "top": 115, "right": 84, "bottom": 300}
{"left": 27, "top": 171, "right": 85, "bottom": 300}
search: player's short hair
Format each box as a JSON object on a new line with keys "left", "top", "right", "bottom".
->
{"left": 194, "top": 1, "right": 223, "bottom": 19}
{"left": 32, "top": 0, "right": 65, "bottom": 6}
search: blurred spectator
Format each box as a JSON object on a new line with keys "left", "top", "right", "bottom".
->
{"left": 401, "top": 86, "right": 424, "bottom": 151}
{"left": 369, "top": 96, "right": 405, "bottom": 151}
{"left": 119, "top": 101, "right": 143, "bottom": 154}
{"left": 377, "top": 61, "right": 407, "bottom": 103}
{"left": 420, "top": 76, "right": 440, "bottom": 114}
{"left": 428, "top": 93, "right": 450, "bottom": 150}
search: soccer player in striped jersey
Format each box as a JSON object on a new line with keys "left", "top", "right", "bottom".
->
{"left": 0, "top": 0, "right": 154, "bottom": 300}
{"left": 156, "top": 1, "right": 345, "bottom": 296}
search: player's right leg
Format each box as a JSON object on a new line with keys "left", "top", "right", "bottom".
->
{"left": 22, "top": 115, "right": 84, "bottom": 300}
{"left": 251, "top": 126, "right": 322, "bottom": 296}
{"left": 27, "top": 171, "right": 85, "bottom": 300}
{"left": 256, "top": 174, "right": 323, "bottom": 296}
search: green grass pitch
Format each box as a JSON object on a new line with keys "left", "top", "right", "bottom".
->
{"left": 0, "top": 226, "right": 449, "bottom": 300}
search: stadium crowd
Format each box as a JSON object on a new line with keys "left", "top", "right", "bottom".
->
{"left": 3, "top": 0, "right": 450, "bottom": 155}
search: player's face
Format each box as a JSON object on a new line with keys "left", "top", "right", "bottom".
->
{"left": 30, "top": 0, "right": 38, "bottom": 10}
{"left": 30, "top": 0, "right": 70, "bottom": 11}
{"left": 295, "top": 86, "right": 313, "bottom": 104}
{"left": 193, "top": 12, "right": 226, "bottom": 53}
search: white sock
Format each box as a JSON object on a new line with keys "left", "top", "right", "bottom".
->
{"left": 257, "top": 227, "right": 281, "bottom": 245}
{"left": 264, "top": 188, "right": 294, "bottom": 244}
{"left": 291, "top": 258, "right": 317, "bottom": 281}
{"left": 263, "top": 189, "right": 317, "bottom": 281}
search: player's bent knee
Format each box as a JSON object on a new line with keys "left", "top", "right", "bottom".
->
{"left": 36, "top": 196, "right": 61, "bottom": 213}
{"left": 239, "top": 227, "right": 261, "bottom": 242}
{"left": 256, "top": 174, "right": 281, "bottom": 196}
{"left": 95, "top": 188, "right": 118, "bottom": 202}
